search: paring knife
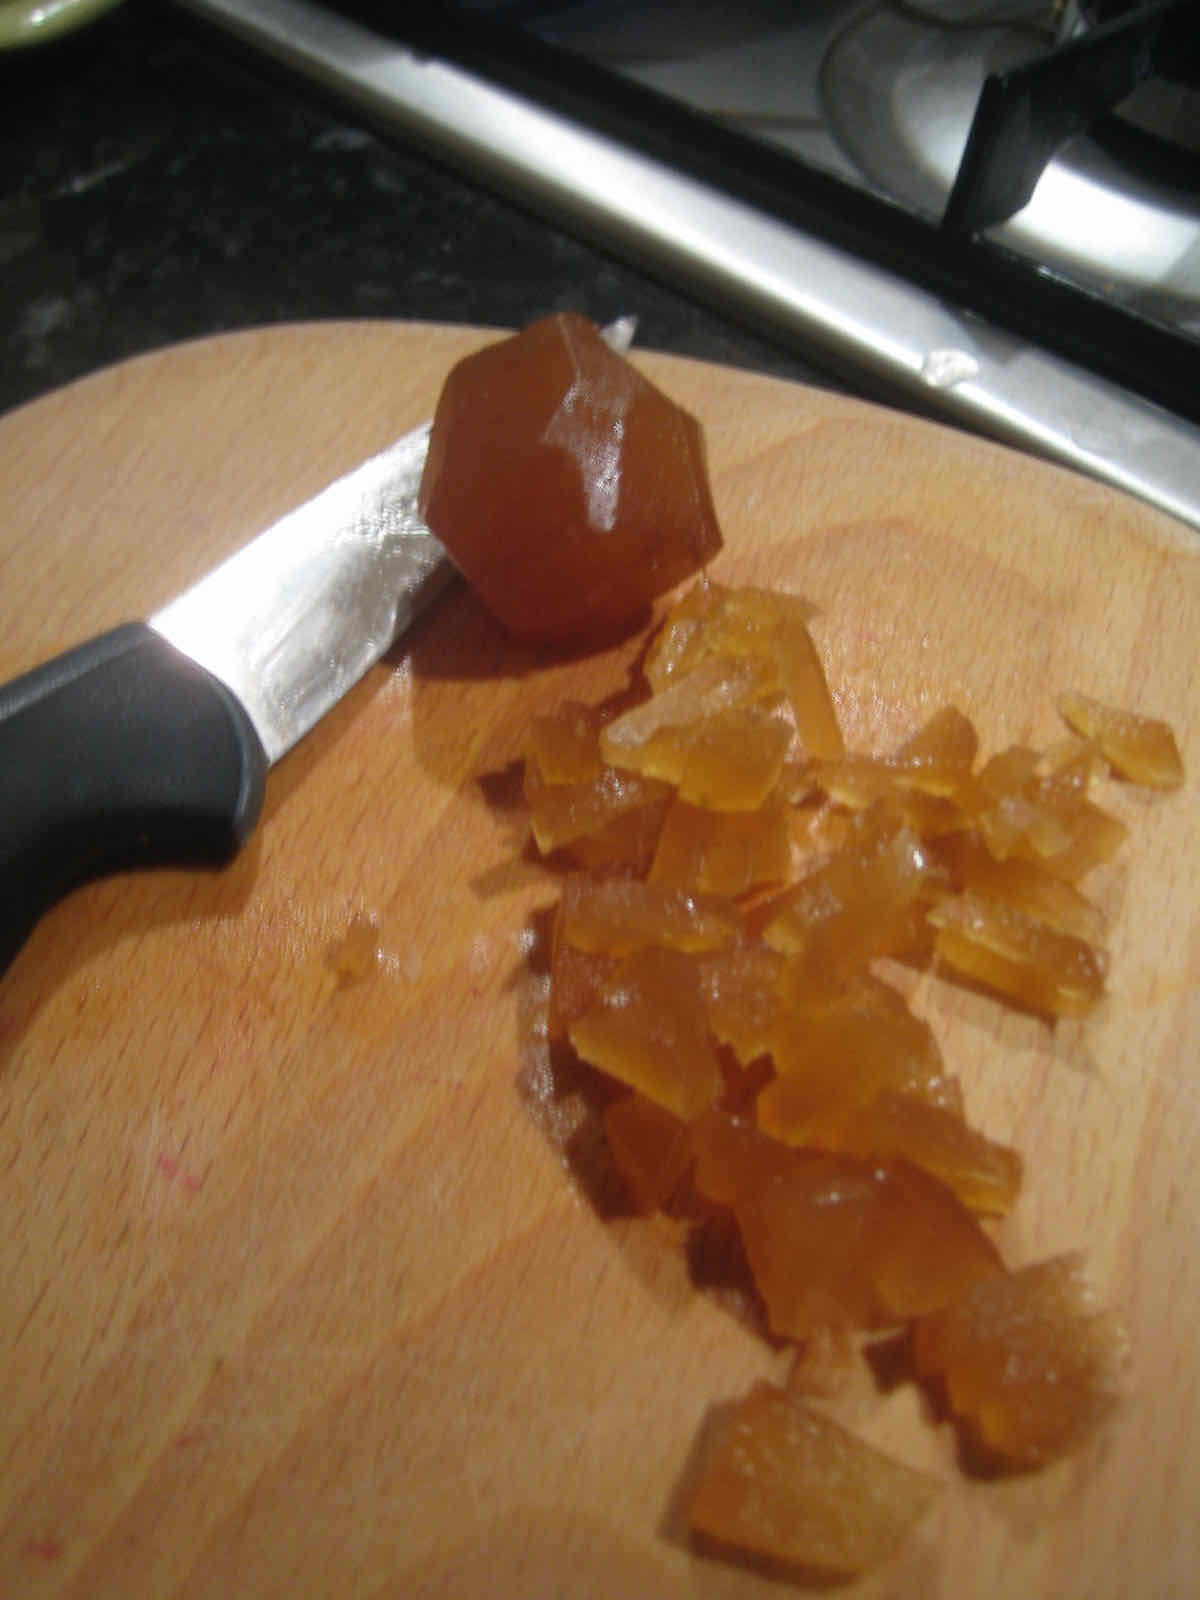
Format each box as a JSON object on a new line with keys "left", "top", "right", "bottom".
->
{"left": 0, "top": 419, "right": 453, "bottom": 975}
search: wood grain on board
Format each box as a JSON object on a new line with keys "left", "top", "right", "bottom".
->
{"left": 0, "top": 322, "right": 1196, "bottom": 1598}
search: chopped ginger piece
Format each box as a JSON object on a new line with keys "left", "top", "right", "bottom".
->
{"left": 928, "top": 892, "right": 1107, "bottom": 1017}
{"left": 600, "top": 654, "right": 781, "bottom": 779}
{"left": 968, "top": 754, "right": 1128, "bottom": 882}
{"left": 644, "top": 580, "right": 818, "bottom": 691}
{"left": 326, "top": 914, "right": 381, "bottom": 985}
{"left": 938, "top": 833, "right": 1107, "bottom": 945}
{"left": 698, "top": 942, "right": 787, "bottom": 1065}
{"left": 764, "top": 804, "right": 929, "bottom": 977}
{"left": 764, "top": 1088, "right": 1023, "bottom": 1216}
{"left": 547, "top": 909, "right": 617, "bottom": 1042}
{"left": 569, "top": 946, "right": 724, "bottom": 1120}
{"left": 650, "top": 790, "right": 792, "bottom": 898}
{"left": 771, "top": 609, "right": 845, "bottom": 762}
{"left": 692, "top": 1113, "right": 1002, "bottom": 1338}
{"left": 815, "top": 755, "right": 967, "bottom": 836}
{"left": 603, "top": 1092, "right": 692, "bottom": 1215}
{"left": 762, "top": 972, "right": 948, "bottom": 1122}
{"left": 891, "top": 705, "right": 979, "bottom": 791}
{"left": 672, "top": 703, "right": 793, "bottom": 812}
{"left": 558, "top": 874, "right": 743, "bottom": 957}
{"left": 524, "top": 760, "right": 671, "bottom": 857}
{"left": 1058, "top": 689, "right": 1185, "bottom": 789}
{"left": 912, "top": 1255, "right": 1128, "bottom": 1468}
{"left": 557, "top": 799, "right": 671, "bottom": 875}
{"left": 523, "top": 700, "right": 610, "bottom": 785}
{"left": 689, "top": 1383, "right": 940, "bottom": 1576}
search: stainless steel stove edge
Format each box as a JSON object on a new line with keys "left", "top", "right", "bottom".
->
{"left": 176, "top": 0, "right": 1200, "bottom": 537}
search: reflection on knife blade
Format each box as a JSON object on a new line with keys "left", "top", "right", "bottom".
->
{"left": 151, "top": 418, "right": 451, "bottom": 766}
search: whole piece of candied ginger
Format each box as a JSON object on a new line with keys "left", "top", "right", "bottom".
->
{"left": 419, "top": 313, "right": 722, "bottom": 641}
{"left": 688, "top": 1382, "right": 940, "bottom": 1576}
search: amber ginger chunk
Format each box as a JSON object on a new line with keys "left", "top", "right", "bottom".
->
{"left": 524, "top": 760, "right": 671, "bottom": 858}
{"left": 692, "top": 1113, "right": 1002, "bottom": 1338}
{"left": 523, "top": 700, "right": 611, "bottom": 785}
{"left": 763, "top": 1089, "right": 1023, "bottom": 1217}
{"left": 813, "top": 756, "right": 968, "bottom": 838}
{"left": 568, "top": 946, "right": 724, "bottom": 1120}
{"left": 673, "top": 704, "right": 794, "bottom": 812}
{"left": 927, "top": 892, "right": 1107, "bottom": 1018}
{"left": 600, "top": 655, "right": 782, "bottom": 782}
{"left": 891, "top": 705, "right": 979, "bottom": 792}
{"left": 764, "top": 803, "right": 930, "bottom": 978}
{"left": 557, "top": 873, "right": 744, "bottom": 957}
{"left": 698, "top": 942, "right": 787, "bottom": 1066}
{"left": 649, "top": 789, "right": 792, "bottom": 898}
{"left": 558, "top": 800, "right": 671, "bottom": 876}
{"left": 1057, "top": 689, "right": 1185, "bottom": 789}
{"left": 911, "top": 1255, "right": 1128, "bottom": 1469}
{"left": 969, "top": 751, "right": 1127, "bottom": 882}
{"left": 938, "top": 832, "right": 1107, "bottom": 945}
{"left": 761, "top": 971, "right": 949, "bottom": 1123}
{"left": 688, "top": 1382, "right": 941, "bottom": 1576}
{"left": 645, "top": 580, "right": 819, "bottom": 691}
{"left": 547, "top": 906, "right": 618, "bottom": 1042}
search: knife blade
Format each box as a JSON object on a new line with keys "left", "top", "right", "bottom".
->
{"left": 0, "top": 417, "right": 453, "bottom": 975}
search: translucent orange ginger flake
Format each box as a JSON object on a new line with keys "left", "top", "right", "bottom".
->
{"left": 556, "top": 873, "right": 744, "bottom": 957}
{"left": 692, "top": 1112, "right": 1002, "bottom": 1339}
{"left": 649, "top": 788, "right": 792, "bottom": 898}
{"left": 698, "top": 941, "right": 787, "bottom": 1066}
{"left": 805, "top": 706, "right": 981, "bottom": 842}
{"left": 644, "top": 580, "right": 819, "bottom": 691}
{"left": 523, "top": 700, "right": 611, "bottom": 785}
{"left": 763, "top": 802, "right": 930, "bottom": 978}
{"left": 813, "top": 754, "right": 968, "bottom": 839}
{"left": 688, "top": 1382, "right": 941, "bottom": 1577}
{"left": 325, "top": 913, "right": 381, "bottom": 985}
{"left": 546, "top": 908, "right": 618, "bottom": 1043}
{"left": 912, "top": 1255, "right": 1129, "bottom": 1469}
{"left": 891, "top": 704, "right": 979, "bottom": 790}
{"left": 1058, "top": 690, "right": 1185, "bottom": 790}
{"left": 765, "top": 1089, "right": 1023, "bottom": 1217}
{"left": 937, "top": 832, "right": 1107, "bottom": 945}
{"left": 568, "top": 946, "right": 724, "bottom": 1120}
{"left": 599, "top": 654, "right": 784, "bottom": 793}
{"left": 654, "top": 578, "right": 843, "bottom": 761}
{"left": 967, "top": 747, "right": 1128, "bottom": 883}
{"left": 523, "top": 757, "right": 671, "bottom": 860}
{"left": 760, "top": 969, "right": 950, "bottom": 1123}
{"left": 927, "top": 891, "right": 1108, "bottom": 1018}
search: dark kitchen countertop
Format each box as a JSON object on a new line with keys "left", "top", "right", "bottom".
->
{"left": 0, "top": 0, "right": 840, "bottom": 422}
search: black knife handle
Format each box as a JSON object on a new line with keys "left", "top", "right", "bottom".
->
{"left": 0, "top": 622, "right": 267, "bottom": 975}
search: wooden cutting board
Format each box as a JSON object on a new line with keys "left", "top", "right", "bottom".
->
{"left": 0, "top": 322, "right": 1197, "bottom": 1599}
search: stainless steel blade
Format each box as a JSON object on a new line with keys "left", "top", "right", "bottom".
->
{"left": 150, "top": 419, "right": 452, "bottom": 765}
